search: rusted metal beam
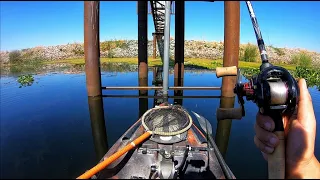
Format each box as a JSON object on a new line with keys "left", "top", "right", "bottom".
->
{"left": 152, "top": 33, "right": 157, "bottom": 59}
{"left": 101, "top": 86, "right": 221, "bottom": 90}
{"left": 221, "top": 1, "right": 240, "bottom": 97}
{"left": 174, "top": 1, "right": 185, "bottom": 105}
{"left": 84, "top": 1, "right": 101, "bottom": 97}
{"left": 138, "top": 1, "right": 148, "bottom": 84}
{"left": 138, "top": 1, "right": 149, "bottom": 116}
{"left": 215, "top": 1, "right": 240, "bottom": 158}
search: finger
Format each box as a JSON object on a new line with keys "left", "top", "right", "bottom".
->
{"left": 261, "top": 151, "right": 268, "bottom": 161}
{"left": 254, "top": 123, "right": 279, "bottom": 147}
{"left": 283, "top": 107, "right": 297, "bottom": 136}
{"left": 254, "top": 136, "right": 274, "bottom": 154}
{"left": 297, "top": 79, "right": 316, "bottom": 132}
{"left": 256, "top": 112, "right": 275, "bottom": 132}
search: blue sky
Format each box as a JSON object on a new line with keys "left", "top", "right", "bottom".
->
{"left": 1, "top": 1, "right": 319, "bottom": 52}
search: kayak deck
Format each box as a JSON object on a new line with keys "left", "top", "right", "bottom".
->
{"left": 94, "top": 119, "right": 233, "bottom": 179}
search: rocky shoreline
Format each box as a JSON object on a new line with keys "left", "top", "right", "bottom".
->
{"left": 1, "top": 40, "right": 319, "bottom": 65}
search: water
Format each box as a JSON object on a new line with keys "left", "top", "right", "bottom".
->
{"left": 1, "top": 68, "right": 319, "bottom": 179}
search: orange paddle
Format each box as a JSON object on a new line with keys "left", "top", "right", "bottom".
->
{"left": 77, "top": 131, "right": 152, "bottom": 179}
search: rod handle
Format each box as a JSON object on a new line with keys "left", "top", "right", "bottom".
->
{"left": 264, "top": 110, "right": 285, "bottom": 179}
{"left": 216, "top": 108, "right": 243, "bottom": 120}
{"left": 268, "top": 131, "right": 285, "bottom": 179}
{"left": 216, "top": 66, "right": 238, "bottom": 78}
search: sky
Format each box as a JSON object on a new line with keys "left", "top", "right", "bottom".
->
{"left": 1, "top": 1, "right": 320, "bottom": 52}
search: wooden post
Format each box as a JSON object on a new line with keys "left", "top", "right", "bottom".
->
{"left": 215, "top": 1, "right": 240, "bottom": 158}
{"left": 174, "top": 1, "right": 185, "bottom": 106}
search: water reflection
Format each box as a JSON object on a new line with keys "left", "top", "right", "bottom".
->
{"left": 215, "top": 96, "right": 236, "bottom": 158}
{"left": 88, "top": 96, "right": 109, "bottom": 161}
{"left": 139, "top": 77, "right": 149, "bottom": 118}
{"left": 152, "top": 66, "right": 165, "bottom": 106}
{"left": 173, "top": 78, "right": 184, "bottom": 106}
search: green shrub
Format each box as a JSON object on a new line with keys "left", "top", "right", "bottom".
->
{"left": 291, "top": 52, "right": 312, "bottom": 67}
{"left": 273, "top": 47, "right": 285, "bottom": 56}
{"left": 115, "top": 40, "right": 128, "bottom": 49}
{"left": 240, "top": 44, "right": 258, "bottom": 62}
{"left": 72, "top": 46, "right": 84, "bottom": 56}
{"left": 107, "top": 50, "right": 115, "bottom": 58}
{"left": 100, "top": 40, "right": 128, "bottom": 52}
{"left": 21, "top": 50, "right": 34, "bottom": 60}
{"left": 100, "top": 41, "right": 113, "bottom": 52}
{"left": 9, "top": 50, "right": 22, "bottom": 64}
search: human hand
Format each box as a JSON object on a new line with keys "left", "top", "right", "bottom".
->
{"left": 254, "top": 78, "right": 320, "bottom": 178}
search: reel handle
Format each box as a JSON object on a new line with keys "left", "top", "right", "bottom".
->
{"left": 264, "top": 110, "right": 285, "bottom": 179}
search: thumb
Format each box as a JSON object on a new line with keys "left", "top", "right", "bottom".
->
{"left": 297, "top": 78, "right": 316, "bottom": 133}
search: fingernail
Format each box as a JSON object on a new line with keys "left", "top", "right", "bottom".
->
{"left": 265, "top": 146, "right": 274, "bottom": 153}
{"left": 269, "top": 137, "right": 277, "bottom": 145}
{"left": 264, "top": 122, "right": 271, "bottom": 130}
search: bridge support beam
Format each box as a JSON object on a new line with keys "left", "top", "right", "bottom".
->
{"left": 215, "top": 1, "right": 240, "bottom": 158}
{"left": 84, "top": 1, "right": 108, "bottom": 161}
{"left": 174, "top": 1, "right": 185, "bottom": 105}
{"left": 153, "top": 33, "right": 157, "bottom": 59}
{"left": 138, "top": 1, "right": 148, "bottom": 116}
{"left": 152, "top": 32, "right": 164, "bottom": 59}
{"left": 84, "top": 1, "right": 101, "bottom": 97}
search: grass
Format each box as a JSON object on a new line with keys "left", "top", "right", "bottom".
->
{"left": 4, "top": 57, "right": 319, "bottom": 89}
{"left": 272, "top": 47, "right": 285, "bottom": 56}
{"left": 294, "top": 66, "right": 320, "bottom": 89}
{"left": 44, "top": 57, "right": 296, "bottom": 71}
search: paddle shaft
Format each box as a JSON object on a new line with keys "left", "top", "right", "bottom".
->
{"left": 192, "top": 111, "right": 234, "bottom": 179}
{"left": 207, "top": 134, "right": 234, "bottom": 179}
{"left": 77, "top": 131, "right": 152, "bottom": 179}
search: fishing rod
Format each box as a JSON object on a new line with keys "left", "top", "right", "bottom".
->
{"left": 233, "top": 1, "right": 300, "bottom": 179}
{"left": 245, "top": 1, "right": 269, "bottom": 67}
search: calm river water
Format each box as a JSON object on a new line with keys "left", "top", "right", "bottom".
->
{"left": 1, "top": 67, "right": 319, "bottom": 179}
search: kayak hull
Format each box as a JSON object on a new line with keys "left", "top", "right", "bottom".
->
{"left": 94, "top": 119, "right": 234, "bottom": 179}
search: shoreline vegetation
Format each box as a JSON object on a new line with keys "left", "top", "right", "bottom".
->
{"left": 0, "top": 40, "right": 319, "bottom": 89}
